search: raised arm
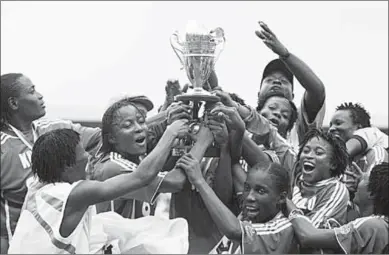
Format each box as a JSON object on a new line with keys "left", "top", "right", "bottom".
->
{"left": 256, "top": 21, "right": 326, "bottom": 123}
{"left": 177, "top": 153, "right": 242, "bottom": 241}
{"left": 67, "top": 119, "right": 189, "bottom": 209}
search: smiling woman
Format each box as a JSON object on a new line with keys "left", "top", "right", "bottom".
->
{"left": 291, "top": 128, "right": 350, "bottom": 252}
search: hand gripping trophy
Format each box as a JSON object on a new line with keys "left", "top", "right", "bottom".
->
{"left": 170, "top": 21, "right": 226, "bottom": 156}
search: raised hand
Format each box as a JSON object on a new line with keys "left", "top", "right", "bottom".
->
{"left": 175, "top": 153, "right": 203, "bottom": 185}
{"left": 166, "top": 101, "right": 192, "bottom": 125}
{"left": 207, "top": 115, "right": 229, "bottom": 146}
{"left": 210, "top": 105, "right": 245, "bottom": 132}
{"left": 255, "top": 21, "right": 289, "bottom": 57}
{"left": 212, "top": 90, "right": 236, "bottom": 108}
{"left": 166, "top": 119, "right": 189, "bottom": 139}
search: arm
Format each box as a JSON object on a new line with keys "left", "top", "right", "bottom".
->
{"left": 256, "top": 21, "right": 325, "bottom": 123}
{"left": 68, "top": 120, "right": 187, "bottom": 209}
{"left": 213, "top": 143, "right": 233, "bottom": 205}
{"left": 196, "top": 179, "right": 241, "bottom": 241}
{"left": 285, "top": 199, "right": 339, "bottom": 249}
{"left": 241, "top": 131, "right": 272, "bottom": 168}
{"left": 176, "top": 152, "right": 242, "bottom": 241}
{"left": 282, "top": 53, "right": 325, "bottom": 123}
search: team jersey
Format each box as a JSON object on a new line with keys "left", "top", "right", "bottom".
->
{"left": 334, "top": 215, "right": 388, "bottom": 254}
{"left": 88, "top": 152, "right": 166, "bottom": 219}
{"left": 170, "top": 157, "right": 231, "bottom": 254}
{"left": 210, "top": 212, "right": 299, "bottom": 254}
{"left": 292, "top": 173, "right": 349, "bottom": 228}
{"left": 354, "top": 145, "right": 388, "bottom": 174}
{"left": 353, "top": 127, "right": 388, "bottom": 152}
{"left": 245, "top": 93, "right": 326, "bottom": 153}
{"left": 0, "top": 118, "right": 101, "bottom": 243}
{"left": 8, "top": 177, "right": 96, "bottom": 254}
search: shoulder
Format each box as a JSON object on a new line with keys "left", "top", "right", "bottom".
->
{"left": 350, "top": 215, "right": 388, "bottom": 231}
{"left": 1, "top": 131, "right": 17, "bottom": 148}
{"left": 246, "top": 215, "right": 292, "bottom": 236}
{"left": 92, "top": 152, "right": 138, "bottom": 181}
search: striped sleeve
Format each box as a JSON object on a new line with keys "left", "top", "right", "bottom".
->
{"left": 240, "top": 218, "right": 295, "bottom": 253}
{"left": 334, "top": 217, "right": 389, "bottom": 254}
{"left": 105, "top": 153, "right": 164, "bottom": 204}
{"left": 309, "top": 182, "right": 349, "bottom": 228}
{"left": 365, "top": 146, "right": 388, "bottom": 173}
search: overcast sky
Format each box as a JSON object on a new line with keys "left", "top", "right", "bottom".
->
{"left": 1, "top": 1, "right": 388, "bottom": 126}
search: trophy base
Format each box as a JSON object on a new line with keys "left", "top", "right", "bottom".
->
{"left": 175, "top": 90, "right": 220, "bottom": 102}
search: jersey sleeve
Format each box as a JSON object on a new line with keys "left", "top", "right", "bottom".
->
{"left": 295, "top": 93, "right": 326, "bottom": 145}
{"left": 308, "top": 182, "right": 349, "bottom": 228}
{"left": 364, "top": 146, "right": 388, "bottom": 173}
{"left": 99, "top": 157, "right": 165, "bottom": 204}
{"left": 334, "top": 217, "right": 389, "bottom": 254}
{"left": 353, "top": 127, "right": 389, "bottom": 152}
{"left": 240, "top": 218, "right": 296, "bottom": 254}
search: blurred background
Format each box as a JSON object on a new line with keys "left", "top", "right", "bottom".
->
{"left": 1, "top": 1, "right": 388, "bottom": 132}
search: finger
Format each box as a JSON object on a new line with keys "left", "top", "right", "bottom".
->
{"left": 351, "top": 162, "right": 363, "bottom": 175}
{"left": 182, "top": 84, "right": 190, "bottom": 93}
{"left": 210, "top": 106, "right": 233, "bottom": 115}
{"left": 170, "top": 112, "right": 192, "bottom": 121}
{"left": 258, "top": 21, "right": 274, "bottom": 35}
{"left": 255, "top": 30, "right": 266, "bottom": 40}
{"left": 261, "top": 30, "right": 272, "bottom": 40}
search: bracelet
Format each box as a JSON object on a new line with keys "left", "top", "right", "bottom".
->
{"left": 288, "top": 209, "right": 304, "bottom": 221}
{"left": 280, "top": 49, "right": 290, "bottom": 60}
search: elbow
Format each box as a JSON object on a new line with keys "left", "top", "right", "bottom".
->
{"left": 224, "top": 226, "right": 242, "bottom": 242}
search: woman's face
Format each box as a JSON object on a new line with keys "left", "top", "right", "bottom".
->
{"left": 243, "top": 170, "right": 282, "bottom": 223}
{"left": 329, "top": 110, "right": 359, "bottom": 142}
{"left": 109, "top": 104, "right": 148, "bottom": 157}
{"left": 13, "top": 76, "right": 46, "bottom": 121}
{"left": 259, "top": 96, "right": 292, "bottom": 137}
{"left": 299, "top": 137, "right": 335, "bottom": 184}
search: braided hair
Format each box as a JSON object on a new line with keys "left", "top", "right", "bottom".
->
{"left": 336, "top": 102, "right": 371, "bottom": 128}
{"left": 32, "top": 129, "right": 80, "bottom": 183}
{"left": 297, "top": 128, "right": 350, "bottom": 177}
{"left": 0, "top": 73, "right": 24, "bottom": 130}
{"left": 368, "top": 162, "right": 389, "bottom": 217}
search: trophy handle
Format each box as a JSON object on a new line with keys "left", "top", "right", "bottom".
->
{"left": 170, "top": 31, "right": 185, "bottom": 66}
{"left": 210, "top": 27, "right": 226, "bottom": 64}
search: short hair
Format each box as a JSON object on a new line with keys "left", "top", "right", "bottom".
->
{"left": 250, "top": 162, "right": 290, "bottom": 195}
{"left": 101, "top": 97, "right": 146, "bottom": 154}
{"left": 368, "top": 162, "right": 389, "bottom": 217}
{"left": 256, "top": 90, "right": 298, "bottom": 133}
{"left": 0, "top": 73, "right": 24, "bottom": 130}
{"left": 297, "top": 128, "right": 350, "bottom": 177}
{"left": 336, "top": 102, "right": 371, "bottom": 128}
{"left": 31, "top": 129, "right": 80, "bottom": 183}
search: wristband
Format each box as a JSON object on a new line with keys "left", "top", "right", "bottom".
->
{"left": 288, "top": 208, "right": 304, "bottom": 221}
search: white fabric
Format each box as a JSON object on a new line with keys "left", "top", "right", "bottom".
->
{"left": 8, "top": 179, "right": 94, "bottom": 254}
{"left": 9, "top": 177, "right": 189, "bottom": 254}
{"left": 91, "top": 212, "right": 189, "bottom": 254}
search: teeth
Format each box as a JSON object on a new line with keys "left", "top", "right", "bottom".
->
{"left": 304, "top": 162, "right": 314, "bottom": 167}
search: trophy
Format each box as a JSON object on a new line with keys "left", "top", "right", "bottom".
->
{"left": 170, "top": 21, "right": 226, "bottom": 157}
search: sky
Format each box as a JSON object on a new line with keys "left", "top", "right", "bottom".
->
{"left": 1, "top": 1, "right": 388, "bottom": 127}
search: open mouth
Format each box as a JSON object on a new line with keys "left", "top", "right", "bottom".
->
{"left": 245, "top": 205, "right": 260, "bottom": 216}
{"left": 135, "top": 136, "right": 146, "bottom": 145}
{"left": 269, "top": 118, "right": 279, "bottom": 127}
{"left": 303, "top": 162, "right": 315, "bottom": 172}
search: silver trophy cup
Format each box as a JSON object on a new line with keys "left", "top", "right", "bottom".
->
{"left": 170, "top": 22, "right": 225, "bottom": 103}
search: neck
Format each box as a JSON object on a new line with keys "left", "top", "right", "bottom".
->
{"left": 116, "top": 150, "right": 141, "bottom": 164}
{"left": 8, "top": 115, "right": 33, "bottom": 132}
